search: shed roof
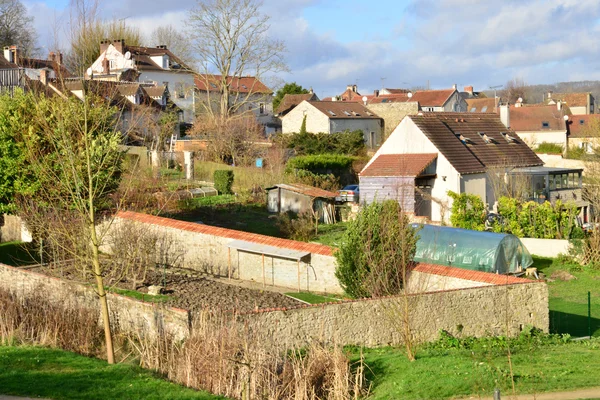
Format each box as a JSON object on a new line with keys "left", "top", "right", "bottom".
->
{"left": 360, "top": 153, "right": 437, "bottom": 177}
{"left": 267, "top": 183, "right": 337, "bottom": 198}
{"left": 408, "top": 113, "right": 543, "bottom": 174}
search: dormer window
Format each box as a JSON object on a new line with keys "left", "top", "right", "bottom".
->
{"left": 481, "top": 106, "right": 488, "bottom": 112}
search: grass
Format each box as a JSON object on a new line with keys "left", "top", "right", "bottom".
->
{"left": 352, "top": 338, "right": 600, "bottom": 399}
{"left": 194, "top": 160, "right": 286, "bottom": 194}
{"left": 285, "top": 292, "right": 345, "bottom": 304}
{"left": 0, "top": 241, "right": 39, "bottom": 266}
{"left": 534, "top": 142, "right": 564, "bottom": 154}
{"left": 312, "top": 222, "right": 348, "bottom": 247}
{"left": 0, "top": 345, "right": 225, "bottom": 400}
{"left": 531, "top": 255, "right": 600, "bottom": 338}
{"left": 108, "top": 287, "right": 172, "bottom": 304}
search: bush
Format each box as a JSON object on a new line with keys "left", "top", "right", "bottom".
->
{"left": 447, "top": 191, "right": 487, "bottom": 231}
{"left": 277, "top": 130, "right": 366, "bottom": 156}
{"left": 214, "top": 170, "right": 234, "bottom": 194}
{"left": 286, "top": 154, "right": 354, "bottom": 173}
{"left": 276, "top": 211, "right": 316, "bottom": 241}
{"left": 335, "top": 200, "right": 418, "bottom": 298}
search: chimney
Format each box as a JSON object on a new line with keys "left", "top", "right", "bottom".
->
{"left": 547, "top": 91, "right": 553, "bottom": 100}
{"left": 346, "top": 84, "right": 353, "bottom": 92}
{"left": 464, "top": 85, "right": 474, "bottom": 95}
{"left": 48, "top": 52, "right": 55, "bottom": 62}
{"left": 113, "top": 39, "right": 124, "bottom": 54}
{"left": 3, "top": 46, "right": 12, "bottom": 63}
{"left": 557, "top": 100, "right": 562, "bottom": 111}
{"left": 500, "top": 104, "right": 510, "bottom": 128}
{"left": 374, "top": 89, "right": 379, "bottom": 97}
{"left": 309, "top": 87, "right": 313, "bottom": 94}
{"left": 452, "top": 83, "right": 457, "bottom": 90}
{"left": 352, "top": 84, "right": 357, "bottom": 93}
{"left": 100, "top": 39, "right": 110, "bottom": 54}
{"left": 40, "top": 69, "right": 47, "bottom": 85}
{"left": 9, "top": 46, "right": 19, "bottom": 65}
{"left": 57, "top": 52, "right": 63, "bottom": 65}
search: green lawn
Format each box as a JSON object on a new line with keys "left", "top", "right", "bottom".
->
{"left": 312, "top": 222, "right": 348, "bottom": 247}
{"left": 532, "top": 256, "right": 600, "bottom": 337}
{"left": 353, "top": 338, "right": 600, "bottom": 399}
{"left": 0, "top": 345, "right": 225, "bottom": 400}
{"left": 0, "top": 241, "right": 39, "bottom": 266}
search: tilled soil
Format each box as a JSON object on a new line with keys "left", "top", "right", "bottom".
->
{"left": 30, "top": 263, "right": 302, "bottom": 313}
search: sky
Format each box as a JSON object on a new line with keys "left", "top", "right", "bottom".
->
{"left": 23, "top": 0, "right": 600, "bottom": 99}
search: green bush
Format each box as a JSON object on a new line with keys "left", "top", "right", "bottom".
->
{"left": 447, "top": 191, "right": 487, "bottom": 231}
{"left": 286, "top": 154, "right": 354, "bottom": 173}
{"left": 278, "top": 130, "right": 366, "bottom": 156}
{"left": 535, "top": 142, "right": 563, "bottom": 154}
{"left": 335, "top": 200, "right": 418, "bottom": 298}
{"left": 213, "top": 170, "right": 234, "bottom": 194}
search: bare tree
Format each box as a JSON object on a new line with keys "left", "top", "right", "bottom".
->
{"left": 187, "top": 0, "right": 287, "bottom": 120}
{"left": 502, "top": 77, "right": 528, "bottom": 104}
{"left": 0, "top": 0, "right": 38, "bottom": 56}
{"left": 67, "top": 0, "right": 142, "bottom": 75}
{"left": 148, "top": 25, "right": 195, "bottom": 69}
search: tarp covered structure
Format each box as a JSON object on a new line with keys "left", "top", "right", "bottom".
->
{"left": 411, "top": 224, "right": 533, "bottom": 274}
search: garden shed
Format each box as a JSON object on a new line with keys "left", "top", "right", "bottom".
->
{"left": 411, "top": 224, "right": 533, "bottom": 274}
{"left": 266, "top": 183, "right": 337, "bottom": 223}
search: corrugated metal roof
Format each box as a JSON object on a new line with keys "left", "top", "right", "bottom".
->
{"left": 267, "top": 183, "right": 337, "bottom": 198}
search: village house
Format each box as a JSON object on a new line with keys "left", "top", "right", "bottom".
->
{"left": 359, "top": 112, "right": 573, "bottom": 223}
{"left": 86, "top": 39, "right": 195, "bottom": 124}
{"left": 281, "top": 100, "right": 384, "bottom": 148}
{"left": 275, "top": 91, "right": 319, "bottom": 117}
{"left": 410, "top": 85, "right": 467, "bottom": 112}
{"left": 500, "top": 102, "right": 571, "bottom": 149}
{"left": 546, "top": 91, "right": 595, "bottom": 115}
{"left": 194, "top": 74, "right": 276, "bottom": 133}
{"left": 566, "top": 114, "right": 600, "bottom": 153}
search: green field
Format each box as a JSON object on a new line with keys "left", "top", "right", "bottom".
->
{"left": 0, "top": 346, "right": 224, "bottom": 400}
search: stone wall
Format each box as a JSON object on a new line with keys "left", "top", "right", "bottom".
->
{"left": 366, "top": 102, "right": 419, "bottom": 139}
{"left": 244, "top": 281, "right": 549, "bottom": 349}
{"left": 102, "top": 212, "right": 343, "bottom": 294}
{"left": 0, "top": 214, "right": 31, "bottom": 243}
{"left": 0, "top": 262, "right": 189, "bottom": 340}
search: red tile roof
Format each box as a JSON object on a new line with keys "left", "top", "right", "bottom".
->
{"left": 510, "top": 105, "right": 570, "bottom": 131}
{"left": 547, "top": 93, "right": 590, "bottom": 108}
{"left": 268, "top": 183, "right": 337, "bottom": 199}
{"left": 195, "top": 74, "right": 272, "bottom": 94}
{"left": 307, "top": 101, "right": 381, "bottom": 119}
{"left": 116, "top": 211, "right": 334, "bottom": 256}
{"left": 413, "top": 263, "right": 529, "bottom": 285}
{"left": 360, "top": 153, "right": 437, "bottom": 177}
{"left": 409, "top": 113, "right": 543, "bottom": 174}
{"left": 368, "top": 93, "right": 412, "bottom": 104}
{"left": 568, "top": 114, "right": 600, "bottom": 138}
{"left": 410, "top": 89, "right": 455, "bottom": 107}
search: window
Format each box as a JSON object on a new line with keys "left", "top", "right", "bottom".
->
{"left": 344, "top": 111, "right": 351, "bottom": 116}
{"left": 542, "top": 121, "right": 550, "bottom": 128}
{"left": 259, "top": 103, "right": 265, "bottom": 114}
{"left": 370, "top": 131, "right": 376, "bottom": 148}
{"left": 580, "top": 119, "right": 585, "bottom": 125}
{"left": 562, "top": 174, "right": 569, "bottom": 188}
{"left": 109, "top": 60, "right": 116, "bottom": 69}
{"left": 177, "top": 83, "right": 185, "bottom": 99}
{"left": 327, "top": 110, "right": 336, "bottom": 116}
{"left": 549, "top": 176, "right": 556, "bottom": 190}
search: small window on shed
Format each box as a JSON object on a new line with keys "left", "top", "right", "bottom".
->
{"left": 542, "top": 121, "right": 550, "bottom": 128}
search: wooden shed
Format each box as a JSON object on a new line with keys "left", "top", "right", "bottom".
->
{"left": 266, "top": 183, "right": 337, "bottom": 223}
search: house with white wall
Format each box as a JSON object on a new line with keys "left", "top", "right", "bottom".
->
{"left": 360, "top": 113, "right": 543, "bottom": 223}
{"left": 546, "top": 92, "right": 594, "bottom": 115}
{"left": 281, "top": 100, "right": 384, "bottom": 148}
{"left": 87, "top": 39, "right": 196, "bottom": 124}
{"left": 411, "top": 86, "right": 467, "bottom": 112}
{"left": 502, "top": 103, "right": 570, "bottom": 149}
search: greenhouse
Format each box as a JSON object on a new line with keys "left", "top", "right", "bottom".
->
{"left": 411, "top": 224, "right": 533, "bottom": 274}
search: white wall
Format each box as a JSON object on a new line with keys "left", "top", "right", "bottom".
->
{"left": 516, "top": 130, "right": 566, "bottom": 148}
{"left": 282, "top": 101, "right": 329, "bottom": 133}
{"left": 140, "top": 70, "right": 196, "bottom": 124}
{"left": 521, "top": 238, "right": 570, "bottom": 258}
{"left": 365, "top": 117, "right": 460, "bottom": 223}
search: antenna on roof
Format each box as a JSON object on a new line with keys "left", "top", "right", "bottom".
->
{"left": 380, "top": 77, "right": 386, "bottom": 90}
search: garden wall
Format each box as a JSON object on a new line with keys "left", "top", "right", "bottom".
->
{"left": 521, "top": 238, "right": 570, "bottom": 258}
{"left": 0, "top": 214, "right": 32, "bottom": 243}
{"left": 241, "top": 279, "right": 549, "bottom": 349}
{"left": 103, "top": 211, "right": 342, "bottom": 294}
{"left": 0, "top": 262, "right": 189, "bottom": 340}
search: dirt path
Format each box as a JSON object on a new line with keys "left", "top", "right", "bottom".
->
{"left": 459, "top": 386, "right": 600, "bottom": 400}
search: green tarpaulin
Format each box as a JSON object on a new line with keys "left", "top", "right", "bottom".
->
{"left": 412, "top": 224, "right": 533, "bottom": 274}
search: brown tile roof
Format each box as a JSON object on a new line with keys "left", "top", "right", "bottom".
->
{"left": 567, "top": 114, "right": 600, "bottom": 138}
{"left": 275, "top": 93, "right": 318, "bottom": 115}
{"left": 383, "top": 88, "right": 410, "bottom": 94}
{"left": 466, "top": 98, "right": 497, "bottom": 113}
{"left": 269, "top": 183, "right": 337, "bottom": 198}
{"left": 360, "top": 153, "right": 437, "bottom": 177}
{"left": 125, "top": 45, "right": 193, "bottom": 72}
{"left": 510, "top": 105, "right": 570, "bottom": 131}
{"left": 548, "top": 92, "right": 590, "bottom": 108}
{"left": 368, "top": 93, "right": 412, "bottom": 104}
{"left": 116, "top": 211, "right": 334, "bottom": 256}
{"left": 338, "top": 88, "right": 364, "bottom": 102}
{"left": 308, "top": 101, "right": 381, "bottom": 119}
{"left": 18, "top": 57, "right": 72, "bottom": 78}
{"left": 409, "top": 113, "right": 543, "bottom": 174}
{"left": 0, "top": 57, "right": 17, "bottom": 69}
{"left": 410, "top": 89, "right": 455, "bottom": 107}
{"left": 195, "top": 74, "right": 272, "bottom": 94}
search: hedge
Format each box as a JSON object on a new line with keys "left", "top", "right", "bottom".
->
{"left": 214, "top": 170, "right": 234, "bottom": 194}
